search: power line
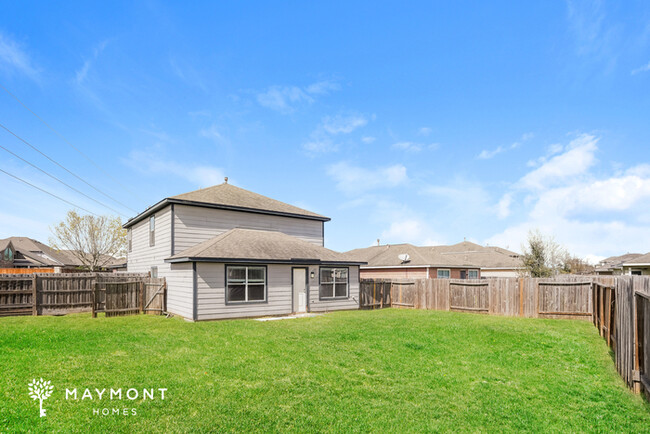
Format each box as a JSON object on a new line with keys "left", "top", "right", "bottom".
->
{"left": 0, "top": 83, "right": 147, "bottom": 203}
{"left": 0, "top": 142, "right": 129, "bottom": 218}
{"left": 0, "top": 122, "right": 138, "bottom": 213}
{"left": 0, "top": 167, "right": 98, "bottom": 216}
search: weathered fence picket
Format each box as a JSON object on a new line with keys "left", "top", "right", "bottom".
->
{"left": 0, "top": 273, "right": 166, "bottom": 318}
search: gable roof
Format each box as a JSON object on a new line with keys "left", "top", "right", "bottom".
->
{"left": 166, "top": 228, "right": 364, "bottom": 265}
{"left": 0, "top": 237, "right": 83, "bottom": 267}
{"left": 124, "top": 182, "right": 329, "bottom": 228}
{"left": 595, "top": 253, "right": 643, "bottom": 271}
{"left": 622, "top": 252, "right": 650, "bottom": 266}
{"left": 345, "top": 241, "right": 523, "bottom": 269}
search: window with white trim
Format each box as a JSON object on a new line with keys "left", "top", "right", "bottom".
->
{"left": 437, "top": 269, "right": 450, "bottom": 279}
{"left": 320, "top": 267, "right": 348, "bottom": 298}
{"left": 226, "top": 266, "right": 266, "bottom": 303}
{"left": 149, "top": 216, "right": 155, "bottom": 247}
{"left": 128, "top": 229, "right": 132, "bottom": 253}
{"left": 468, "top": 269, "right": 479, "bottom": 279}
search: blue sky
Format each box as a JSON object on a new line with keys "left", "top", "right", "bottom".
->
{"left": 1, "top": 1, "right": 649, "bottom": 262}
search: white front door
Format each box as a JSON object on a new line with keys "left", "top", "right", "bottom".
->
{"left": 292, "top": 268, "right": 307, "bottom": 313}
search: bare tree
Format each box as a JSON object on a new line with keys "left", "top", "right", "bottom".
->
{"left": 50, "top": 210, "right": 126, "bottom": 271}
{"left": 520, "top": 229, "right": 568, "bottom": 277}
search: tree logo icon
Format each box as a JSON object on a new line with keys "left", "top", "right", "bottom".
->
{"left": 28, "top": 378, "right": 54, "bottom": 417}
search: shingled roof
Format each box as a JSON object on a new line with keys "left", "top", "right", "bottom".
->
{"left": 125, "top": 182, "right": 329, "bottom": 228}
{"left": 623, "top": 252, "right": 650, "bottom": 265}
{"left": 345, "top": 241, "right": 522, "bottom": 269}
{"left": 167, "top": 228, "right": 364, "bottom": 265}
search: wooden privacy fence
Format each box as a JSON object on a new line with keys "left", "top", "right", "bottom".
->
{"left": 0, "top": 273, "right": 166, "bottom": 318}
{"left": 360, "top": 276, "right": 611, "bottom": 319}
{"left": 92, "top": 277, "right": 166, "bottom": 317}
{"left": 591, "top": 276, "right": 650, "bottom": 399}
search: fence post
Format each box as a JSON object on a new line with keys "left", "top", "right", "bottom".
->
{"left": 92, "top": 281, "right": 98, "bottom": 318}
{"left": 31, "top": 275, "right": 38, "bottom": 316}
{"left": 163, "top": 280, "right": 168, "bottom": 313}
{"left": 519, "top": 278, "right": 524, "bottom": 317}
{"left": 140, "top": 281, "right": 145, "bottom": 314}
{"left": 633, "top": 293, "right": 640, "bottom": 394}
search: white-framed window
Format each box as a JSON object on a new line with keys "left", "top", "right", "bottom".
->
{"left": 150, "top": 266, "right": 158, "bottom": 278}
{"left": 468, "top": 269, "right": 479, "bottom": 279}
{"left": 437, "top": 269, "right": 451, "bottom": 279}
{"left": 226, "top": 266, "right": 267, "bottom": 303}
{"left": 128, "top": 229, "right": 132, "bottom": 253}
{"left": 319, "top": 267, "right": 349, "bottom": 299}
{"left": 149, "top": 216, "right": 155, "bottom": 247}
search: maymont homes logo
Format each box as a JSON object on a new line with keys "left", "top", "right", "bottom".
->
{"left": 28, "top": 378, "right": 54, "bottom": 417}
{"left": 28, "top": 378, "right": 168, "bottom": 418}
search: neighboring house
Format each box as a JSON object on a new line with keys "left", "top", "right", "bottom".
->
{"left": 0, "top": 237, "right": 124, "bottom": 272}
{"left": 346, "top": 241, "right": 523, "bottom": 280}
{"left": 124, "top": 182, "right": 364, "bottom": 321}
{"left": 0, "top": 237, "right": 81, "bottom": 272}
{"left": 595, "top": 253, "right": 643, "bottom": 275}
{"left": 621, "top": 253, "right": 650, "bottom": 276}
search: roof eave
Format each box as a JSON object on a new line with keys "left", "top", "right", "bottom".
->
{"left": 123, "top": 198, "right": 330, "bottom": 229}
{"left": 165, "top": 256, "right": 365, "bottom": 265}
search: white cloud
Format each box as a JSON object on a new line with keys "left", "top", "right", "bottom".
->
{"left": 125, "top": 147, "right": 224, "bottom": 187}
{"left": 486, "top": 133, "right": 650, "bottom": 258}
{"left": 303, "top": 138, "right": 337, "bottom": 153}
{"left": 0, "top": 32, "right": 39, "bottom": 80}
{"left": 305, "top": 80, "right": 340, "bottom": 95}
{"left": 361, "top": 136, "right": 376, "bottom": 144}
{"left": 74, "top": 40, "right": 109, "bottom": 85}
{"left": 477, "top": 133, "right": 532, "bottom": 160}
{"left": 257, "top": 85, "right": 312, "bottom": 113}
{"left": 327, "top": 162, "right": 408, "bottom": 195}
{"left": 199, "top": 124, "right": 227, "bottom": 144}
{"left": 392, "top": 141, "right": 422, "bottom": 152}
{"left": 632, "top": 62, "right": 650, "bottom": 75}
{"left": 496, "top": 193, "right": 512, "bottom": 219}
{"left": 321, "top": 114, "right": 367, "bottom": 135}
{"left": 519, "top": 134, "right": 597, "bottom": 190}
{"left": 257, "top": 80, "right": 340, "bottom": 113}
{"left": 302, "top": 113, "right": 370, "bottom": 154}
{"left": 418, "top": 127, "right": 432, "bottom": 136}
{"left": 380, "top": 219, "right": 442, "bottom": 246}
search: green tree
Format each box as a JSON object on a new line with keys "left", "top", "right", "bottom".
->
{"left": 520, "top": 229, "right": 568, "bottom": 277}
{"left": 50, "top": 210, "right": 126, "bottom": 271}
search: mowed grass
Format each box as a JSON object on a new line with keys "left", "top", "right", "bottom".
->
{"left": 1, "top": 309, "right": 649, "bottom": 433}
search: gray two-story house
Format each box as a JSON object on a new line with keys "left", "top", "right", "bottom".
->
{"left": 124, "top": 182, "right": 363, "bottom": 321}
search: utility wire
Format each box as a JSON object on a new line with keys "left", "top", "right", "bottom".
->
{"left": 0, "top": 167, "right": 98, "bottom": 216}
{"left": 0, "top": 122, "right": 137, "bottom": 213}
{"left": 0, "top": 142, "right": 129, "bottom": 218}
{"left": 0, "top": 83, "right": 147, "bottom": 203}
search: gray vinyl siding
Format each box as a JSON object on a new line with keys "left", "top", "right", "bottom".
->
{"left": 196, "top": 263, "right": 293, "bottom": 320}
{"left": 166, "top": 262, "right": 194, "bottom": 319}
{"left": 127, "top": 206, "right": 172, "bottom": 274}
{"left": 174, "top": 205, "right": 323, "bottom": 252}
{"left": 195, "top": 262, "right": 359, "bottom": 320}
{"left": 309, "top": 265, "right": 360, "bottom": 312}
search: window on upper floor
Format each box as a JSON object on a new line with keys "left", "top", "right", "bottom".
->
{"left": 319, "top": 267, "right": 348, "bottom": 299}
{"left": 128, "top": 229, "right": 132, "bottom": 253}
{"left": 149, "top": 216, "right": 155, "bottom": 247}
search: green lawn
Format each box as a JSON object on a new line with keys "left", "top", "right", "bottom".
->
{"left": 1, "top": 309, "right": 648, "bottom": 433}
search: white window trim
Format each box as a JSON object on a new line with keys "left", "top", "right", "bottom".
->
{"left": 319, "top": 267, "right": 349, "bottom": 299}
{"left": 226, "top": 265, "right": 267, "bottom": 304}
{"left": 437, "top": 269, "right": 451, "bottom": 279}
{"left": 149, "top": 216, "right": 155, "bottom": 247}
{"left": 468, "top": 269, "right": 479, "bottom": 279}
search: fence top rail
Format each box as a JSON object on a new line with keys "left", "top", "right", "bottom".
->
{"left": 592, "top": 282, "right": 615, "bottom": 290}
{"left": 538, "top": 281, "right": 592, "bottom": 286}
{"left": 449, "top": 281, "right": 488, "bottom": 286}
{"left": 634, "top": 291, "right": 650, "bottom": 301}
